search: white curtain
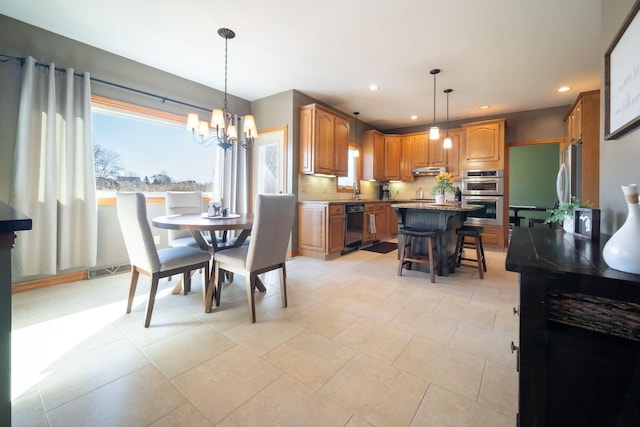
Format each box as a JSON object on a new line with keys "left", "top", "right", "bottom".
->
{"left": 11, "top": 56, "right": 97, "bottom": 277}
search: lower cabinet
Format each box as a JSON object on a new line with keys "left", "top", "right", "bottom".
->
{"left": 480, "top": 225, "right": 504, "bottom": 247}
{"left": 363, "top": 204, "right": 376, "bottom": 244}
{"left": 298, "top": 203, "right": 345, "bottom": 260}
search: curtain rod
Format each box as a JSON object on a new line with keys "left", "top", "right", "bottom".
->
{"left": 0, "top": 53, "right": 212, "bottom": 113}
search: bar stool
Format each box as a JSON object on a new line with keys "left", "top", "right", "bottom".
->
{"left": 397, "top": 226, "right": 442, "bottom": 283}
{"left": 453, "top": 226, "right": 487, "bottom": 279}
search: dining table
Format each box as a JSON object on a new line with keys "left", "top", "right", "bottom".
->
{"left": 151, "top": 212, "right": 267, "bottom": 295}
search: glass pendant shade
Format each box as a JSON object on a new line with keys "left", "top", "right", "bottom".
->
{"left": 443, "top": 136, "right": 452, "bottom": 149}
{"left": 429, "top": 126, "right": 440, "bottom": 140}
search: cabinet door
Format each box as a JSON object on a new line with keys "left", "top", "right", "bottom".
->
{"left": 363, "top": 204, "right": 375, "bottom": 243}
{"left": 387, "top": 203, "right": 398, "bottom": 236}
{"left": 333, "top": 115, "right": 350, "bottom": 176}
{"left": 446, "top": 128, "right": 463, "bottom": 178}
{"left": 428, "top": 136, "right": 447, "bottom": 167}
{"left": 462, "top": 119, "right": 505, "bottom": 171}
{"left": 298, "top": 204, "right": 326, "bottom": 252}
{"left": 328, "top": 213, "right": 345, "bottom": 254}
{"left": 384, "top": 135, "right": 401, "bottom": 180}
{"left": 361, "top": 130, "right": 385, "bottom": 181}
{"left": 299, "top": 107, "right": 314, "bottom": 174}
{"left": 568, "top": 98, "right": 583, "bottom": 144}
{"left": 400, "top": 136, "right": 415, "bottom": 181}
{"left": 315, "top": 109, "right": 335, "bottom": 175}
{"left": 412, "top": 133, "right": 429, "bottom": 167}
{"left": 375, "top": 203, "right": 387, "bottom": 238}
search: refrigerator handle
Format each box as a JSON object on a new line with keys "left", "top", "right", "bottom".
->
{"left": 556, "top": 163, "right": 567, "bottom": 204}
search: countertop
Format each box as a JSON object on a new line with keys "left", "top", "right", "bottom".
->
{"left": 391, "top": 202, "right": 482, "bottom": 212}
{"left": 298, "top": 199, "right": 416, "bottom": 205}
{"left": 0, "top": 201, "right": 32, "bottom": 233}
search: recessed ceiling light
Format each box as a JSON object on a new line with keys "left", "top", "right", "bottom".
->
{"left": 479, "top": 105, "right": 490, "bottom": 110}
{"left": 557, "top": 86, "right": 571, "bottom": 93}
{"left": 411, "top": 115, "right": 418, "bottom": 120}
{"left": 368, "top": 84, "right": 379, "bottom": 91}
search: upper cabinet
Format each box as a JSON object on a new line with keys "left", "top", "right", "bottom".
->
{"left": 299, "top": 103, "right": 350, "bottom": 176}
{"left": 444, "top": 128, "right": 463, "bottom": 179}
{"left": 412, "top": 133, "right": 429, "bottom": 167}
{"left": 400, "top": 136, "right": 415, "bottom": 182}
{"left": 461, "top": 118, "right": 505, "bottom": 171}
{"left": 362, "top": 130, "right": 385, "bottom": 180}
{"left": 384, "top": 135, "right": 402, "bottom": 180}
{"left": 566, "top": 90, "right": 600, "bottom": 207}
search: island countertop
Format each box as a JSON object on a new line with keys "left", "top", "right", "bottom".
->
{"left": 391, "top": 202, "right": 483, "bottom": 213}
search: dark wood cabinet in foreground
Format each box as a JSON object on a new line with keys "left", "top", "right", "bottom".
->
{"left": 506, "top": 228, "right": 640, "bottom": 427}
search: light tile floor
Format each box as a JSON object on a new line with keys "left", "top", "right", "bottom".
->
{"left": 11, "top": 243, "right": 520, "bottom": 427}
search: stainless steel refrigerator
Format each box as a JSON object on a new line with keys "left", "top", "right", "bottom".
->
{"left": 556, "top": 144, "right": 582, "bottom": 204}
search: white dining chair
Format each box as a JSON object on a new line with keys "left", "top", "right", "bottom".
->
{"left": 116, "top": 192, "right": 211, "bottom": 327}
{"left": 165, "top": 191, "right": 209, "bottom": 247}
{"left": 205, "top": 194, "right": 296, "bottom": 323}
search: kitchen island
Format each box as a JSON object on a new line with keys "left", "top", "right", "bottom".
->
{"left": 391, "top": 202, "right": 482, "bottom": 275}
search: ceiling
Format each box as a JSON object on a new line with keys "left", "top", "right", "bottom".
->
{"left": 0, "top": 0, "right": 602, "bottom": 131}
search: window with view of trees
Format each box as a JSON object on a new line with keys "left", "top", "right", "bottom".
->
{"left": 92, "top": 98, "right": 220, "bottom": 194}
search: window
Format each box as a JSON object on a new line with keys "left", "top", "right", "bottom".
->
{"left": 91, "top": 96, "right": 220, "bottom": 197}
{"left": 337, "top": 144, "right": 360, "bottom": 192}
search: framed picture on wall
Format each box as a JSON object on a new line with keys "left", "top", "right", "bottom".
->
{"left": 574, "top": 208, "right": 600, "bottom": 240}
{"left": 604, "top": 0, "right": 640, "bottom": 140}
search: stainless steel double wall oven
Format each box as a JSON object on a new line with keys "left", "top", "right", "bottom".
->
{"left": 461, "top": 169, "right": 504, "bottom": 227}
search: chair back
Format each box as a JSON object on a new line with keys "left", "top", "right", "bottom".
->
{"left": 246, "top": 194, "right": 296, "bottom": 272}
{"left": 165, "top": 191, "right": 203, "bottom": 243}
{"left": 116, "top": 192, "right": 161, "bottom": 272}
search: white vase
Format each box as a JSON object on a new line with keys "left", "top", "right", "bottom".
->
{"left": 603, "top": 184, "right": 640, "bottom": 275}
{"left": 563, "top": 214, "right": 574, "bottom": 233}
{"left": 435, "top": 194, "right": 445, "bottom": 204}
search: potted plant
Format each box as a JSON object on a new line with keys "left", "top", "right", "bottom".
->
{"left": 545, "top": 197, "right": 591, "bottom": 233}
{"left": 431, "top": 171, "right": 456, "bottom": 203}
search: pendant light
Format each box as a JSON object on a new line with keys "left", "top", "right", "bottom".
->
{"left": 443, "top": 88, "right": 453, "bottom": 149}
{"left": 353, "top": 112, "right": 360, "bottom": 157}
{"left": 429, "top": 68, "right": 441, "bottom": 140}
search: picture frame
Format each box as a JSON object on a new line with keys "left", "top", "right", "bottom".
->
{"left": 574, "top": 208, "right": 600, "bottom": 240}
{"left": 604, "top": 0, "right": 640, "bottom": 140}
{"left": 251, "top": 125, "right": 288, "bottom": 201}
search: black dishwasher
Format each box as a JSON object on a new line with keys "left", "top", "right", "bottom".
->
{"left": 343, "top": 203, "right": 364, "bottom": 254}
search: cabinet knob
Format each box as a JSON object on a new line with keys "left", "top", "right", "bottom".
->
{"left": 513, "top": 306, "right": 519, "bottom": 316}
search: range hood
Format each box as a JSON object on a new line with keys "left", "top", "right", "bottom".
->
{"left": 412, "top": 166, "right": 446, "bottom": 176}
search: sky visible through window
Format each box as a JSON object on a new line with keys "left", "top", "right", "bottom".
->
{"left": 92, "top": 111, "right": 217, "bottom": 185}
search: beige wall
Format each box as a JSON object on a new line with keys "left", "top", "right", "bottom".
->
{"left": 600, "top": 0, "right": 640, "bottom": 233}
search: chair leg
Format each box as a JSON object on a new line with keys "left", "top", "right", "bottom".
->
{"left": 247, "top": 273, "right": 256, "bottom": 323}
{"left": 144, "top": 274, "right": 160, "bottom": 327}
{"left": 474, "top": 237, "right": 484, "bottom": 279}
{"left": 205, "top": 262, "right": 219, "bottom": 313}
{"left": 183, "top": 271, "right": 191, "bottom": 295}
{"left": 478, "top": 236, "right": 487, "bottom": 272}
{"left": 201, "top": 261, "right": 210, "bottom": 306}
{"left": 126, "top": 267, "right": 140, "bottom": 314}
{"left": 397, "top": 234, "right": 407, "bottom": 276}
{"left": 427, "top": 237, "right": 435, "bottom": 283}
{"left": 280, "top": 265, "right": 287, "bottom": 308}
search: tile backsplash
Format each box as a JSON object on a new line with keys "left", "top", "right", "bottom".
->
{"left": 298, "top": 175, "right": 461, "bottom": 201}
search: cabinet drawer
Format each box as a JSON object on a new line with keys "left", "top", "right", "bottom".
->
{"left": 375, "top": 203, "right": 387, "bottom": 212}
{"left": 328, "top": 204, "right": 345, "bottom": 215}
{"left": 364, "top": 204, "right": 375, "bottom": 213}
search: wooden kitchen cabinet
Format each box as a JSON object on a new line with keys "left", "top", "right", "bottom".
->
{"left": 400, "top": 136, "right": 415, "bottom": 181}
{"left": 362, "top": 130, "right": 385, "bottom": 181}
{"left": 445, "top": 128, "right": 463, "bottom": 178}
{"left": 375, "top": 203, "right": 387, "bottom": 238}
{"left": 299, "top": 103, "right": 350, "bottom": 176}
{"left": 566, "top": 90, "right": 600, "bottom": 207}
{"left": 363, "top": 204, "right": 375, "bottom": 243}
{"left": 387, "top": 202, "right": 398, "bottom": 236}
{"left": 461, "top": 118, "right": 505, "bottom": 171}
{"left": 428, "top": 135, "right": 447, "bottom": 168}
{"left": 384, "top": 135, "right": 401, "bottom": 180}
{"left": 298, "top": 203, "right": 345, "bottom": 260}
{"left": 479, "top": 225, "right": 504, "bottom": 247}
{"left": 411, "top": 133, "right": 429, "bottom": 167}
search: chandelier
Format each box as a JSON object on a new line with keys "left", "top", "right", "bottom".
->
{"left": 186, "top": 28, "right": 257, "bottom": 151}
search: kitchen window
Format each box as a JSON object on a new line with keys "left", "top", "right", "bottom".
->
{"left": 336, "top": 144, "right": 360, "bottom": 192}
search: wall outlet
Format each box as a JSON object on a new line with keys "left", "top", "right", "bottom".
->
{"left": 153, "top": 235, "right": 160, "bottom": 245}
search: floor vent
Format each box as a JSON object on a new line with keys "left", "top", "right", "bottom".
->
{"left": 87, "top": 264, "right": 130, "bottom": 279}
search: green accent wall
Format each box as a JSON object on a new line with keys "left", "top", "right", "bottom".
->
{"left": 509, "top": 144, "right": 559, "bottom": 225}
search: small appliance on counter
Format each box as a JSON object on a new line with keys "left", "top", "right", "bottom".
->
{"left": 379, "top": 184, "right": 391, "bottom": 200}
